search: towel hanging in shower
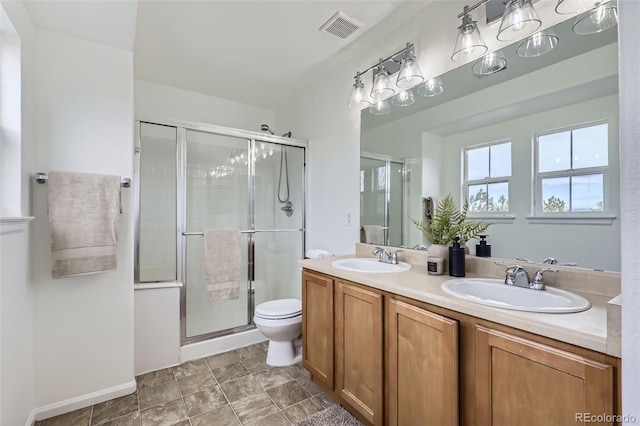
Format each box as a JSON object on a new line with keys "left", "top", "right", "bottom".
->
{"left": 204, "top": 229, "right": 241, "bottom": 302}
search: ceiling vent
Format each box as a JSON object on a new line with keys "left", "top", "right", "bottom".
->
{"left": 320, "top": 12, "right": 363, "bottom": 40}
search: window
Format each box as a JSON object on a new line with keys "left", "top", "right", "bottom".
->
{"left": 534, "top": 122, "right": 608, "bottom": 215}
{"left": 464, "top": 141, "right": 511, "bottom": 213}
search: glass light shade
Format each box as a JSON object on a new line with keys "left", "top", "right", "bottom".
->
{"left": 497, "top": 0, "right": 542, "bottom": 42}
{"left": 573, "top": 3, "right": 617, "bottom": 35}
{"left": 369, "top": 99, "right": 390, "bottom": 115}
{"left": 391, "top": 89, "right": 415, "bottom": 107}
{"left": 472, "top": 51, "right": 507, "bottom": 76}
{"left": 417, "top": 77, "right": 444, "bottom": 97}
{"left": 555, "top": 0, "right": 609, "bottom": 14}
{"left": 348, "top": 80, "right": 371, "bottom": 109}
{"left": 370, "top": 68, "right": 395, "bottom": 100}
{"left": 396, "top": 57, "right": 424, "bottom": 88}
{"left": 451, "top": 21, "right": 488, "bottom": 62}
{"left": 516, "top": 29, "right": 559, "bottom": 57}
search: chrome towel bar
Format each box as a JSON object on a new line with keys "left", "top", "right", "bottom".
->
{"left": 35, "top": 172, "right": 131, "bottom": 188}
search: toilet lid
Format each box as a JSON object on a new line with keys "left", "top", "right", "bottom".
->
{"left": 255, "top": 299, "right": 302, "bottom": 318}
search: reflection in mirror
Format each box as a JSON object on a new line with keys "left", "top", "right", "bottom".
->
{"left": 360, "top": 9, "right": 620, "bottom": 271}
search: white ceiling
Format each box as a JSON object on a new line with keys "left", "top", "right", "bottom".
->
{"left": 24, "top": 1, "right": 138, "bottom": 51}
{"left": 133, "top": 1, "right": 410, "bottom": 108}
{"left": 22, "top": 1, "right": 426, "bottom": 109}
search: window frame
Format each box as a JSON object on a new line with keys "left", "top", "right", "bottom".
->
{"left": 532, "top": 120, "right": 610, "bottom": 217}
{"left": 462, "top": 139, "right": 513, "bottom": 218}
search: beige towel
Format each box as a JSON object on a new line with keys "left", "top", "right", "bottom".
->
{"left": 204, "top": 229, "right": 241, "bottom": 302}
{"left": 48, "top": 171, "right": 121, "bottom": 279}
{"left": 363, "top": 225, "right": 384, "bottom": 245}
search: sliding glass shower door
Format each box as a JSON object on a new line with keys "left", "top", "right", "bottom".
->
{"left": 184, "top": 130, "right": 251, "bottom": 338}
{"left": 183, "top": 130, "right": 305, "bottom": 342}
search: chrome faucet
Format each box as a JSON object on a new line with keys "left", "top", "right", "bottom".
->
{"left": 504, "top": 264, "right": 531, "bottom": 289}
{"left": 531, "top": 268, "right": 559, "bottom": 290}
{"left": 495, "top": 261, "right": 558, "bottom": 291}
{"left": 372, "top": 247, "right": 403, "bottom": 264}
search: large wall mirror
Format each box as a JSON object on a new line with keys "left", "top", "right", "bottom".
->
{"left": 360, "top": 10, "right": 619, "bottom": 271}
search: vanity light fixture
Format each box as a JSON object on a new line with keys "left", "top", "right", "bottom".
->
{"left": 369, "top": 98, "right": 391, "bottom": 115}
{"left": 391, "top": 88, "right": 416, "bottom": 107}
{"left": 348, "top": 72, "right": 371, "bottom": 108}
{"left": 396, "top": 43, "right": 424, "bottom": 88}
{"left": 497, "top": 0, "right": 542, "bottom": 42}
{"left": 417, "top": 77, "right": 445, "bottom": 97}
{"left": 349, "top": 42, "right": 423, "bottom": 113}
{"left": 370, "top": 60, "right": 395, "bottom": 100}
{"left": 572, "top": 2, "right": 618, "bottom": 35}
{"left": 451, "top": 5, "right": 488, "bottom": 62}
{"left": 516, "top": 29, "right": 559, "bottom": 57}
{"left": 472, "top": 50, "right": 507, "bottom": 75}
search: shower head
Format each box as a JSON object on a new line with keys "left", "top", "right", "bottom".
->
{"left": 260, "top": 124, "right": 274, "bottom": 135}
{"left": 282, "top": 132, "right": 292, "bottom": 138}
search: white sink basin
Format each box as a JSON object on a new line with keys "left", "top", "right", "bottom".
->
{"left": 441, "top": 278, "right": 591, "bottom": 313}
{"left": 331, "top": 258, "right": 412, "bottom": 273}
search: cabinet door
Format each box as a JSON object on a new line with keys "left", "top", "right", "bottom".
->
{"left": 335, "top": 281, "right": 384, "bottom": 425}
{"left": 476, "top": 325, "right": 615, "bottom": 426}
{"left": 387, "top": 299, "right": 459, "bottom": 426}
{"left": 302, "top": 271, "right": 334, "bottom": 389}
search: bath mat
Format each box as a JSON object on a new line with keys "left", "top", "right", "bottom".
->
{"left": 295, "top": 405, "right": 364, "bottom": 426}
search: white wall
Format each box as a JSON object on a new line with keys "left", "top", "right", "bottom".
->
{"left": 31, "top": 28, "right": 135, "bottom": 414}
{"left": 619, "top": 0, "right": 640, "bottom": 421}
{"left": 0, "top": 2, "right": 36, "bottom": 425}
{"left": 135, "top": 79, "right": 276, "bottom": 131}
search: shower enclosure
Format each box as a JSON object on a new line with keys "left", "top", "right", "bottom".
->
{"left": 135, "top": 121, "right": 306, "bottom": 345}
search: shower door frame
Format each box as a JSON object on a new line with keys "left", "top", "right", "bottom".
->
{"left": 134, "top": 118, "right": 308, "bottom": 346}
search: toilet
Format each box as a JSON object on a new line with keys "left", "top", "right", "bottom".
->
{"left": 254, "top": 298, "right": 302, "bottom": 367}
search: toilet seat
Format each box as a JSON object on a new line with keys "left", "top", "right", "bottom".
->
{"left": 255, "top": 299, "right": 302, "bottom": 320}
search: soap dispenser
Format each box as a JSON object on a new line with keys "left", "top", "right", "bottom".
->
{"left": 449, "top": 237, "right": 466, "bottom": 277}
{"left": 476, "top": 235, "right": 492, "bottom": 258}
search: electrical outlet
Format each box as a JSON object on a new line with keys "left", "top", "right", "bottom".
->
{"left": 346, "top": 212, "right": 353, "bottom": 226}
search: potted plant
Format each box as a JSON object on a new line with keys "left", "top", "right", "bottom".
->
{"left": 411, "top": 194, "right": 490, "bottom": 260}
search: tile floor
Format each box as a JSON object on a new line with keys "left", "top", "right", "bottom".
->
{"left": 36, "top": 342, "right": 336, "bottom": 426}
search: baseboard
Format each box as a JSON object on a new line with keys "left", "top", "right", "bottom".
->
{"left": 180, "top": 329, "right": 267, "bottom": 362}
{"left": 25, "top": 410, "right": 36, "bottom": 426}
{"left": 30, "top": 380, "right": 137, "bottom": 423}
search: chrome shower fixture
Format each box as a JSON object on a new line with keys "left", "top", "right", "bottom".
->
{"left": 260, "top": 125, "right": 292, "bottom": 139}
{"left": 260, "top": 124, "right": 274, "bottom": 135}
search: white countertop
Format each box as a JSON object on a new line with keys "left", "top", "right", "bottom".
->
{"left": 299, "top": 255, "right": 618, "bottom": 357}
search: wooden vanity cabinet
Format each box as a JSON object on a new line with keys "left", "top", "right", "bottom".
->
{"left": 301, "top": 271, "right": 334, "bottom": 389}
{"left": 475, "top": 325, "right": 615, "bottom": 426}
{"left": 335, "top": 280, "right": 384, "bottom": 425}
{"left": 387, "top": 299, "right": 459, "bottom": 426}
{"left": 301, "top": 269, "right": 620, "bottom": 426}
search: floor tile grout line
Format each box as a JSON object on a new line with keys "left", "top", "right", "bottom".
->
{"left": 174, "top": 365, "right": 192, "bottom": 423}
{"left": 88, "top": 404, "right": 94, "bottom": 426}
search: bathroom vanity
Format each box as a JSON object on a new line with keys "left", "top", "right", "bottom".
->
{"left": 299, "top": 249, "right": 621, "bottom": 426}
